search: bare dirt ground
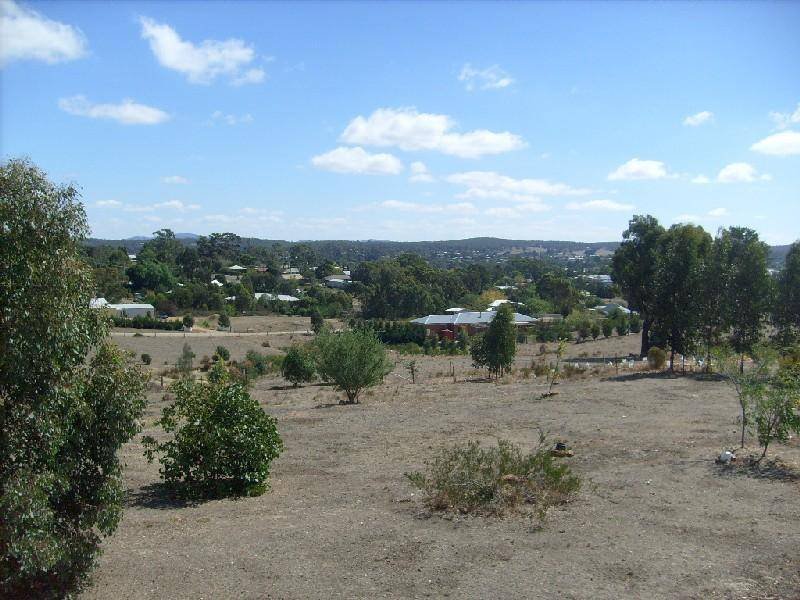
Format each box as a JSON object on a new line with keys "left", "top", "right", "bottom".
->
{"left": 84, "top": 330, "right": 800, "bottom": 600}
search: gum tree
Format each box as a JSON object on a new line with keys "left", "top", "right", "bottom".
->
{"left": 1, "top": 159, "right": 147, "bottom": 596}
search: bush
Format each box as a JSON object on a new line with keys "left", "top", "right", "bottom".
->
{"left": 601, "top": 320, "right": 614, "bottom": 338}
{"left": 590, "top": 323, "right": 600, "bottom": 340}
{"left": 281, "top": 346, "right": 317, "bottom": 387}
{"left": 141, "top": 353, "right": 152, "bottom": 365}
{"left": 176, "top": 343, "right": 195, "bottom": 377}
{"left": 388, "top": 342, "right": 423, "bottom": 355}
{"left": 182, "top": 314, "right": 194, "bottom": 329}
{"left": 750, "top": 364, "right": 800, "bottom": 460}
{"left": 629, "top": 313, "right": 642, "bottom": 333}
{"left": 112, "top": 315, "right": 183, "bottom": 330}
{"left": 1, "top": 157, "right": 147, "bottom": 597}
{"left": 647, "top": 346, "right": 667, "bottom": 369}
{"left": 240, "top": 350, "right": 284, "bottom": 380}
{"left": 217, "top": 312, "right": 230, "bottom": 328}
{"left": 314, "top": 328, "right": 392, "bottom": 404}
{"left": 215, "top": 345, "right": 230, "bottom": 362}
{"left": 143, "top": 364, "right": 283, "bottom": 498}
{"left": 405, "top": 436, "right": 580, "bottom": 517}
{"left": 310, "top": 309, "right": 325, "bottom": 334}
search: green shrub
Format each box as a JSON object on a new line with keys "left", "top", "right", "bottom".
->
{"left": 1, "top": 159, "right": 147, "bottom": 598}
{"left": 629, "top": 313, "right": 642, "bottom": 333}
{"left": 141, "top": 353, "right": 152, "bottom": 365}
{"left": 601, "top": 320, "right": 614, "bottom": 338}
{"left": 182, "top": 314, "right": 194, "bottom": 328}
{"left": 176, "top": 343, "right": 195, "bottom": 377}
{"left": 590, "top": 323, "right": 600, "bottom": 340}
{"left": 405, "top": 437, "right": 580, "bottom": 517}
{"left": 314, "top": 328, "right": 392, "bottom": 404}
{"left": 750, "top": 364, "right": 800, "bottom": 460}
{"left": 389, "top": 342, "right": 423, "bottom": 355}
{"left": 215, "top": 345, "right": 230, "bottom": 362}
{"left": 647, "top": 346, "right": 667, "bottom": 369}
{"left": 310, "top": 309, "right": 325, "bottom": 334}
{"left": 142, "top": 364, "right": 283, "bottom": 498}
{"left": 217, "top": 312, "right": 230, "bottom": 328}
{"left": 281, "top": 346, "right": 317, "bottom": 387}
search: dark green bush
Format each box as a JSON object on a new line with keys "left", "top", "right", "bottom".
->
{"left": 405, "top": 437, "right": 580, "bottom": 517}
{"left": 215, "top": 345, "right": 230, "bottom": 362}
{"left": 142, "top": 365, "right": 283, "bottom": 498}
{"left": 182, "top": 314, "right": 194, "bottom": 328}
{"left": 281, "top": 346, "right": 317, "bottom": 386}
{"left": 647, "top": 346, "right": 667, "bottom": 369}
{"left": 112, "top": 315, "right": 183, "bottom": 330}
{"left": 314, "top": 328, "right": 392, "bottom": 404}
{"left": 141, "top": 353, "right": 152, "bottom": 365}
{"left": 217, "top": 312, "right": 230, "bottom": 328}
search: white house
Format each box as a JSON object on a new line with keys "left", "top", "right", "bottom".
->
{"left": 89, "top": 297, "right": 109, "bottom": 309}
{"left": 254, "top": 292, "right": 300, "bottom": 303}
{"left": 107, "top": 303, "right": 154, "bottom": 318}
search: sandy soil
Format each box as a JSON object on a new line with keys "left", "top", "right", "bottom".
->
{"left": 83, "top": 331, "right": 800, "bottom": 600}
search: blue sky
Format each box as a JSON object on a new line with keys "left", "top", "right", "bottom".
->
{"left": 2, "top": 0, "right": 799, "bottom": 243}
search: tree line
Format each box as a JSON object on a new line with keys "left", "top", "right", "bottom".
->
{"left": 612, "top": 215, "right": 799, "bottom": 365}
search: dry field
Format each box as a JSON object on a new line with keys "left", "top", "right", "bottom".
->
{"left": 85, "top": 325, "right": 800, "bottom": 600}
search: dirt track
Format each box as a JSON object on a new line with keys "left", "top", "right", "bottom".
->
{"left": 83, "top": 334, "right": 800, "bottom": 600}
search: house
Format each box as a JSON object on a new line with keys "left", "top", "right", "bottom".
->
{"left": 325, "top": 278, "right": 351, "bottom": 290}
{"left": 227, "top": 264, "right": 247, "bottom": 272}
{"left": 223, "top": 274, "right": 242, "bottom": 284}
{"left": 411, "top": 311, "right": 537, "bottom": 340}
{"left": 254, "top": 292, "right": 300, "bottom": 303}
{"left": 89, "top": 297, "right": 109, "bottom": 309}
{"left": 211, "top": 279, "right": 224, "bottom": 287}
{"left": 107, "top": 303, "right": 154, "bottom": 318}
{"left": 281, "top": 267, "right": 303, "bottom": 280}
{"left": 445, "top": 307, "right": 466, "bottom": 313}
{"left": 324, "top": 273, "right": 351, "bottom": 282}
{"left": 487, "top": 299, "right": 521, "bottom": 311}
{"left": 592, "top": 303, "right": 632, "bottom": 317}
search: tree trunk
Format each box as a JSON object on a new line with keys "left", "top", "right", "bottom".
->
{"left": 640, "top": 319, "right": 651, "bottom": 357}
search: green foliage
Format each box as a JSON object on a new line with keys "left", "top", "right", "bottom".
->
{"left": 142, "top": 370, "right": 283, "bottom": 498}
{"left": 214, "top": 345, "right": 230, "bottom": 361}
{"left": 310, "top": 309, "right": 325, "bottom": 334}
{"left": 182, "top": 314, "right": 194, "bottom": 328}
{"left": 217, "top": 312, "right": 231, "bottom": 328}
{"left": 111, "top": 315, "right": 183, "bottom": 330}
{"left": 313, "top": 328, "right": 392, "bottom": 404}
{"left": 405, "top": 437, "right": 580, "bottom": 516}
{"left": 281, "top": 345, "right": 317, "bottom": 386}
{"left": 242, "top": 350, "right": 284, "bottom": 380}
{"left": 774, "top": 241, "right": 800, "bottom": 343}
{"left": 629, "top": 313, "right": 642, "bottom": 333}
{"left": 647, "top": 347, "right": 667, "bottom": 369}
{"left": 590, "top": 323, "right": 601, "bottom": 340}
{"left": 141, "top": 353, "right": 152, "bottom": 365}
{"left": 749, "top": 365, "right": 800, "bottom": 460}
{"left": 470, "top": 304, "right": 516, "bottom": 378}
{"left": 601, "top": 320, "right": 614, "bottom": 338}
{"left": 1, "top": 159, "right": 147, "bottom": 597}
{"left": 176, "top": 343, "right": 195, "bottom": 377}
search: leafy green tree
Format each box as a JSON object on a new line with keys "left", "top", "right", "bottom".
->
{"left": 281, "top": 346, "right": 317, "bottom": 386}
{"left": 590, "top": 323, "right": 600, "bottom": 340}
{"left": 612, "top": 215, "right": 665, "bottom": 356}
{"left": 182, "top": 314, "right": 194, "bottom": 329}
{"left": 143, "top": 363, "right": 283, "bottom": 497}
{"left": 718, "top": 228, "right": 772, "bottom": 370}
{"left": 471, "top": 304, "right": 516, "bottom": 378}
{"left": 125, "top": 259, "right": 176, "bottom": 293}
{"left": 1, "top": 158, "right": 147, "bottom": 597}
{"left": 651, "top": 224, "right": 712, "bottom": 369}
{"left": 218, "top": 312, "right": 231, "bottom": 329}
{"left": 601, "top": 320, "right": 614, "bottom": 338}
{"left": 774, "top": 241, "right": 800, "bottom": 344}
{"left": 751, "top": 364, "right": 800, "bottom": 460}
{"left": 214, "top": 345, "right": 230, "bottom": 361}
{"left": 310, "top": 309, "right": 325, "bottom": 334}
{"left": 314, "top": 328, "right": 392, "bottom": 404}
{"left": 177, "top": 343, "right": 195, "bottom": 377}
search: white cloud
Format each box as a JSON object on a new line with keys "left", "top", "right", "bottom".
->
{"left": 708, "top": 207, "right": 728, "bottom": 217}
{"left": 409, "top": 161, "right": 434, "bottom": 183}
{"left": 210, "top": 110, "right": 254, "bottom": 126}
{"left": 750, "top": 130, "right": 800, "bottom": 156}
{"left": 311, "top": 146, "right": 404, "bottom": 175}
{"left": 58, "top": 95, "right": 169, "bottom": 125}
{"left": 95, "top": 199, "right": 122, "bottom": 207}
{"left": 717, "top": 162, "right": 770, "bottom": 183}
{"left": 447, "top": 170, "right": 590, "bottom": 203}
{"left": 123, "top": 200, "right": 200, "bottom": 212}
{"left": 0, "top": 0, "right": 87, "bottom": 65}
{"left": 139, "top": 16, "right": 264, "bottom": 85}
{"left": 674, "top": 207, "right": 730, "bottom": 223}
{"left": 340, "top": 107, "right": 526, "bottom": 159}
{"left": 683, "top": 111, "right": 714, "bottom": 126}
{"left": 162, "top": 175, "right": 189, "bottom": 185}
{"left": 769, "top": 103, "right": 800, "bottom": 130}
{"left": 458, "top": 63, "right": 514, "bottom": 91}
{"left": 565, "top": 199, "right": 635, "bottom": 212}
{"left": 380, "top": 200, "right": 476, "bottom": 214}
{"left": 607, "top": 158, "right": 669, "bottom": 181}
{"left": 691, "top": 175, "right": 711, "bottom": 184}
